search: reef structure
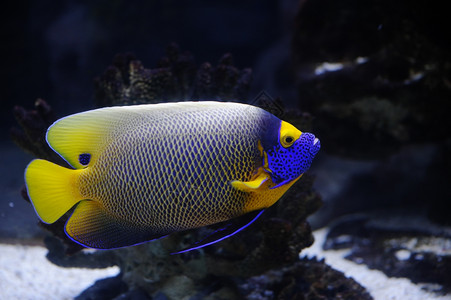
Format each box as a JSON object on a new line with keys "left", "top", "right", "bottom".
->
{"left": 292, "top": 0, "right": 451, "bottom": 159}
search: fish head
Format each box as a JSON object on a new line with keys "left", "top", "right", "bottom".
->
{"left": 264, "top": 121, "right": 320, "bottom": 188}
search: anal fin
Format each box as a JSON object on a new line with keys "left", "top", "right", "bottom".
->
{"left": 173, "top": 209, "right": 265, "bottom": 254}
{"left": 65, "top": 200, "right": 166, "bottom": 249}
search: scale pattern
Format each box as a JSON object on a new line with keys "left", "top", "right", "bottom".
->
{"left": 77, "top": 104, "right": 279, "bottom": 234}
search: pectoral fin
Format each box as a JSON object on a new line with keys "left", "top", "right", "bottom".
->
{"left": 231, "top": 169, "right": 269, "bottom": 192}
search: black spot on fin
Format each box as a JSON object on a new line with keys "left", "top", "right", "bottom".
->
{"left": 79, "top": 153, "right": 91, "bottom": 166}
{"left": 65, "top": 200, "right": 167, "bottom": 249}
{"left": 172, "top": 209, "right": 265, "bottom": 254}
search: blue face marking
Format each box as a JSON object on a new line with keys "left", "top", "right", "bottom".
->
{"left": 266, "top": 132, "right": 320, "bottom": 188}
{"left": 78, "top": 153, "right": 91, "bottom": 166}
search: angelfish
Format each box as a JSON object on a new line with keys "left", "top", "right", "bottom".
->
{"left": 24, "top": 101, "right": 320, "bottom": 253}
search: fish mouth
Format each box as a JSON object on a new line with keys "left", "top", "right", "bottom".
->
{"left": 309, "top": 136, "right": 321, "bottom": 156}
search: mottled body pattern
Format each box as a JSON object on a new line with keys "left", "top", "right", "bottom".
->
{"left": 25, "top": 102, "right": 320, "bottom": 250}
{"left": 78, "top": 104, "right": 276, "bottom": 232}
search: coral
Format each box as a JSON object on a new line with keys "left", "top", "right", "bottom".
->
{"left": 75, "top": 257, "right": 374, "bottom": 300}
{"left": 10, "top": 99, "right": 64, "bottom": 166}
{"left": 292, "top": 0, "right": 451, "bottom": 159}
{"left": 324, "top": 213, "right": 451, "bottom": 295}
{"left": 75, "top": 275, "right": 128, "bottom": 300}
{"left": 94, "top": 43, "right": 252, "bottom": 107}
{"left": 239, "top": 258, "right": 373, "bottom": 300}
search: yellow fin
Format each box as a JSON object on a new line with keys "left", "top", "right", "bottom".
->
{"left": 231, "top": 169, "right": 269, "bottom": 192}
{"left": 25, "top": 159, "right": 82, "bottom": 224}
{"left": 47, "top": 102, "right": 257, "bottom": 169}
{"left": 65, "top": 200, "right": 167, "bottom": 249}
{"left": 46, "top": 106, "right": 134, "bottom": 169}
{"left": 46, "top": 103, "right": 213, "bottom": 169}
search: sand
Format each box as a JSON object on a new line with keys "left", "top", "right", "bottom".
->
{"left": 301, "top": 228, "right": 451, "bottom": 300}
{"left": 0, "top": 244, "right": 119, "bottom": 300}
{"left": 1, "top": 228, "right": 450, "bottom": 299}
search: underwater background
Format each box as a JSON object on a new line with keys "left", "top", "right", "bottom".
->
{"left": 1, "top": 0, "right": 450, "bottom": 299}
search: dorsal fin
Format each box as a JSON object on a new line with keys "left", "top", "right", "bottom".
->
{"left": 46, "top": 106, "right": 135, "bottom": 169}
{"left": 46, "top": 104, "right": 177, "bottom": 169}
{"left": 46, "top": 102, "right": 253, "bottom": 169}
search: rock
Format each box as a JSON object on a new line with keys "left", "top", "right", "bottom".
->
{"left": 292, "top": 0, "right": 451, "bottom": 159}
{"left": 324, "top": 212, "right": 451, "bottom": 295}
{"left": 75, "top": 275, "right": 128, "bottom": 300}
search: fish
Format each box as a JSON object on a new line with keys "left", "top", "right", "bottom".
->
{"left": 24, "top": 101, "right": 320, "bottom": 252}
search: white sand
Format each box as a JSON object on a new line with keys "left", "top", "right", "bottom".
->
{"left": 0, "top": 244, "right": 119, "bottom": 300}
{"left": 1, "top": 231, "right": 450, "bottom": 300}
{"left": 301, "top": 228, "right": 451, "bottom": 300}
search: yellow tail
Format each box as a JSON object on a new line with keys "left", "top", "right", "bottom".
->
{"left": 25, "top": 159, "right": 83, "bottom": 224}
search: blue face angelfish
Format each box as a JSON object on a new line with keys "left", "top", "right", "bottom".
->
{"left": 24, "top": 101, "right": 320, "bottom": 252}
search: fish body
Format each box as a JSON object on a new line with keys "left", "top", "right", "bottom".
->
{"left": 25, "top": 101, "right": 320, "bottom": 250}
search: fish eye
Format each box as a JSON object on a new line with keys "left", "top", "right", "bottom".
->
{"left": 281, "top": 135, "right": 295, "bottom": 148}
{"left": 279, "top": 121, "right": 302, "bottom": 148}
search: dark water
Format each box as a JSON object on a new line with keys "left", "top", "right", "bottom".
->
{"left": 1, "top": 0, "right": 450, "bottom": 299}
